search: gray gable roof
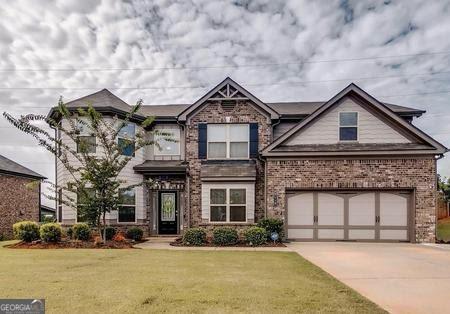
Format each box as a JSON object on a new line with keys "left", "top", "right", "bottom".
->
{"left": 0, "top": 154, "right": 45, "bottom": 179}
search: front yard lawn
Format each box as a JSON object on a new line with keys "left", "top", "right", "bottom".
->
{"left": 437, "top": 217, "right": 450, "bottom": 242}
{"left": 0, "top": 242, "right": 384, "bottom": 313}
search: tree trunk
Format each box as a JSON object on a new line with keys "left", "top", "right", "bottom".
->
{"left": 102, "top": 211, "right": 106, "bottom": 243}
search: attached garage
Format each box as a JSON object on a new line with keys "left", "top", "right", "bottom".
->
{"left": 286, "top": 190, "right": 413, "bottom": 242}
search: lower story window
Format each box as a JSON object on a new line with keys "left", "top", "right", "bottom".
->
{"left": 118, "top": 188, "right": 136, "bottom": 223}
{"left": 210, "top": 188, "right": 246, "bottom": 222}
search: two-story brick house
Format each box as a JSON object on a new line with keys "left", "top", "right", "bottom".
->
{"left": 48, "top": 77, "right": 447, "bottom": 243}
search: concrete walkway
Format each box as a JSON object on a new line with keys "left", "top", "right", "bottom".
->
{"left": 134, "top": 237, "right": 291, "bottom": 251}
{"left": 287, "top": 242, "right": 450, "bottom": 314}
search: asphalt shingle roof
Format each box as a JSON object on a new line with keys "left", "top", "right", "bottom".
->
{"left": 0, "top": 154, "right": 45, "bottom": 179}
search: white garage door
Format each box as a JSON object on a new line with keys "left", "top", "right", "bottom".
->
{"left": 286, "top": 191, "right": 411, "bottom": 242}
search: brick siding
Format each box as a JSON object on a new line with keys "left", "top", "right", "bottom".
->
{"left": 0, "top": 174, "right": 40, "bottom": 239}
{"left": 185, "top": 101, "right": 272, "bottom": 227}
{"left": 266, "top": 157, "right": 437, "bottom": 243}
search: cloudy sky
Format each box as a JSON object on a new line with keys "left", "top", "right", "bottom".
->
{"left": 1, "top": 0, "right": 450, "bottom": 206}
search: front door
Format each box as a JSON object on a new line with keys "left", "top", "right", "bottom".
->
{"left": 158, "top": 191, "right": 178, "bottom": 234}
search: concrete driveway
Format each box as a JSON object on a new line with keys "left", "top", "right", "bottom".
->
{"left": 287, "top": 242, "right": 450, "bottom": 314}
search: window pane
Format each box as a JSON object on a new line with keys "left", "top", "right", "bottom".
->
{"left": 210, "top": 206, "right": 226, "bottom": 222}
{"left": 118, "top": 138, "right": 135, "bottom": 156}
{"left": 230, "top": 189, "right": 246, "bottom": 204}
{"left": 155, "top": 129, "right": 180, "bottom": 155}
{"left": 118, "top": 206, "right": 135, "bottom": 222}
{"left": 208, "top": 142, "right": 226, "bottom": 158}
{"left": 119, "top": 189, "right": 135, "bottom": 205}
{"left": 340, "top": 112, "right": 358, "bottom": 126}
{"left": 340, "top": 127, "right": 358, "bottom": 141}
{"left": 229, "top": 124, "right": 249, "bottom": 141}
{"left": 230, "top": 206, "right": 246, "bottom": 222}
{"left": 118, "top": 123, "right": 135, "bottom": 138}
{"left": 77, "top": 136, "right": 96, "bottom": 153}
{"left": 210, "top": 189, "right": 226, "bottom": 204}
{"left": 230, "top": 142, "right": 248, "bottom": 158}
{"left": 208, "top": 125, "right": 226, "bottom": 141}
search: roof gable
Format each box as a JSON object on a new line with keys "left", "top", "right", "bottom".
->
{"left": 262, "top": 83, "right": 447, "bottom": 156}
{"left": 178, "top": 77, "right": 279, "bottom": 121}
{"left": 0, "top": 154, "right": 45, "bottom": 179}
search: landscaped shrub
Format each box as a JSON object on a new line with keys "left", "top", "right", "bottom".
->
{"left": 212, "top": 227, "right": 238, "bottom": 246}
{"left": 105, "top": 226, "right": 116, "bottom": 241}
{"left": 40, "top": 223, "right": 62, "bottom": 242}
{"left": 126, "top": 227, "right": 144, "bottom": 241}
{"left": 113, "top": 232, "right": 126, "bottom": 242}
{"left": 257, "top": 218, "right": 284, "bottom": 241}
{"left": 72, "top": 223, "right": 91, "bottom": 241}
{"left": 244, "top": 226, "right": 267, "bottom": 246}
{"left": 66, "top": 227, "right": 73, "bottom": 239}
{"left": 13, "top": 221, "right": 40, "bottom": 242}
{"left": 182, "top": 228, "right": 206, "bottom": 246}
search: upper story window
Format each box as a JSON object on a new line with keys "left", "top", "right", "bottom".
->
{"left": 76, "top": 120, "right": 96, "bottom": 153}
{"left": 118, "top": 123, "right": 135, "bottom": 156}
{"left": 154, "top": 128, "right": 180, "bottom": 155}
{"left": 207, "top": 124, "right": 249, "bottom": 159}
{"left": 339, "top": 112, "right": 358, "bottom": 141}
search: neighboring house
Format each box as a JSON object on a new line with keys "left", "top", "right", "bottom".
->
{"left": 48, "top": 78, "right": 447, "bottom": 243}
{"left": 40, "top": 204, "right": 56, "bottom": 221}
{"left": 0, "top": 154, "right": 45, "bottom": 239}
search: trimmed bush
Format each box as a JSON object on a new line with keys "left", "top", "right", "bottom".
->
{"left": 212, "top": 227, "right": 238, "bottom": 246}
{"left": 182, "top": 228, "right": 207, "bottom": 246}
{"left": 126, "top": 227, "right": 144, "bottom": 241}
{"left": 13, "top": 221, "right": 40, "bottom": 242}
{"left": 66, "top": 227, "right": 73, "bottom": 239}
{"left": 72, "top": 223, "right": 91, "bottom": 241}
{"left": 105, "top": 226, "right": 116, "bottom": 241}
{"left": 244, "top": 226, "right": 267, "bottom": 246}
{"left": 40, "top": 223, "right": 62, "bottom": 243}
{"left": 257, "top": 218, "right": 284, "bottom": 241}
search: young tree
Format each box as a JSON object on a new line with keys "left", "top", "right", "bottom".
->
{"left": 3, "top": 99, "right": 173, "bottom": 241}
{"left": 438, "top": 174, "right": 450, "bottom": 202}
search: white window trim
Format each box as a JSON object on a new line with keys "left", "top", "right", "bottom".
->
{"left": 117, "top": 188, "right": 137, "bottom": 224}
{"left": 207, "top": 124, "right": 249, "bottom": 160}
{"left": 209, "top": 188, "right": 247, "bottom": 223}
{"left": 154, "top": 128, "right": 181, "bottom": 156}
{"left": 338, "top": 111, "right": 359, "bottom": 142}
{"left": 117, "top": 122, "right": 136, "bottom": 157}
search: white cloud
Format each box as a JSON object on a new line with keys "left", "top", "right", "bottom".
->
{"left": 0, "top": 0, "right": 450, "bottom": 199}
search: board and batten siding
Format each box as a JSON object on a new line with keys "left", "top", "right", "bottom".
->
{"left": 57, "top": 117, "right": 146, "bottom": 223}
{"left": 285, "top": 97, "right": 412, "bottom": 145}
{"left": 201, "top": 182, "right": 255, "bottom": 223}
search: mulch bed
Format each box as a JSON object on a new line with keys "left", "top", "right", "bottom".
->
{"left": 6, "top": 239, "right": 142, "bottom": 249}
{"left": 170, "top": 238, "right": 286, "bottom": 247}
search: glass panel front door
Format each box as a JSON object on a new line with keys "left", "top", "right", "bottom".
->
{"left": 158, "top": 192, "right": 178, "bottom": 234}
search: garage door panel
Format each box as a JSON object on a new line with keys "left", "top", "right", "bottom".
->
{"left": 349, "top": 229, "right": 375, "bottom": 240}
{"left": 380, "top": 193, "right": 408, "bottom": 227}
{"left": 287, "top": 193, "right": 314, "bottom": 225}
{"left": 380, "top": 230, "right": 408, "bottom": 240}
{"left": 288, "top": 229, "right": 313, "bottom": 239}
{"left": 318, "top": 229, "right": 344, "bottom": 240}
{"left": 349, "top": 193, "right": 375, "bottom": 226}
{"left": 317, "top": 193, "right": 344, "bottom": 226}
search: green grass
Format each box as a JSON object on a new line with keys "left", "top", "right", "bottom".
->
{"left": 437, "top": 218, "right": 450, "bottom": 242}
{"left": 0, "top": 242, "right": 384, "bottom": 313}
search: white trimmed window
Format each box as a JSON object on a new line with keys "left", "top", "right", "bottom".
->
{"left": 207, "top": 124, "right": 249, "bottom": 159}
{"left": 154, "top": 128, "right": 180, "bottom": 155}
{"left": 118, "top": 188, "right": 136, "bottom": 223}
{"left": 76, "top": 120, "right": 96, "bottom": 153}
{"left": 339, "top": 112, "right": 358, "bottom": 141}
{"left": 118, "top": 123, "right": 136, "bottom": 157}
{"left": 201, "top": 182, "right": 256, "bottom": 223}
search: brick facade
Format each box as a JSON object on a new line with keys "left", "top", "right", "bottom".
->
{"left": 185, "top": 100, "right": 272, "bottom": 228}
{"left": 0, "top": 174, "right": 40, "bottom": 239}
{"left": 266, "top": 157, "right": 437, "bottom": 243}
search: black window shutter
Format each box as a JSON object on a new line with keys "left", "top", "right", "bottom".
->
{"left": 249, "top": 123, "right": 258, "bottom": 158}
{"left": 198, "top": 123, "right": 207, "bottom": 159}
